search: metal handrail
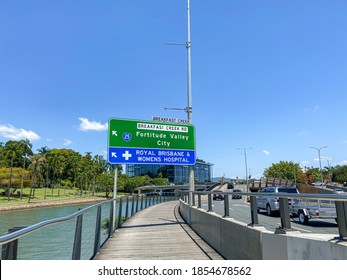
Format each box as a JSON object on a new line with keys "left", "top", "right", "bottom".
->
{"left": 181, "top": 190, "right": 347, "bottom": 201}
{"left": 0, "top": 192, "right": 179, "bottom": 260}
{"left": 0, "top": 199, "right": 110, "bottom": 246}
{"left": 179, "top": 190, "right": 347, "bottom": 239}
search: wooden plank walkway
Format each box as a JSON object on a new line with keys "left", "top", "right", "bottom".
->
{"left": 94, "top": 201, "right": 224, "bottom": 260}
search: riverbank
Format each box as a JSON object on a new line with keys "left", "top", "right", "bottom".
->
{"left": 0, "top": 197, "right": 109, "bottom": 212}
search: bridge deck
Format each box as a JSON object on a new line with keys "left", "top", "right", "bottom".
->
{"left": 94, "top": 201, "right": 224, "bottom": 260}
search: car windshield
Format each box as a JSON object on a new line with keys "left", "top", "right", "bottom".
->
{"left": 278, "top": 188, "right": 298, "bottom": 193}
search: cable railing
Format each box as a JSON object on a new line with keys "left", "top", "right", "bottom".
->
{"left": 179, "top": 190, "right": 347, "bottom": 239}
{"left": 0, "top": 193, "right": 178, "bottom": 260}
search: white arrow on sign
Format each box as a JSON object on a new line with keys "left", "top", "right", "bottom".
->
{"left": 111, "top": 152, "right": 117, "bottom": 158}
{"left": 112, "top": 131, "right": 118, "bottom": 136}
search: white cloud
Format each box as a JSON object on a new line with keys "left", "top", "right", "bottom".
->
{"left": 304, "top": 105, "right": 319, "bottom": 113}
{"left": 78, "top": 118, "right": 108, "bottom": 131}
{"left": 0, "top": 123, "right": 40, "bottom": 141}
{"left": 262, "top": 150, "right": 270, "bottom": 155}
{"left": 298, "top": 131, "right": 311, "bottom": 138}
{"left": 63, "top": 139, "right": 72, "bottom": 146}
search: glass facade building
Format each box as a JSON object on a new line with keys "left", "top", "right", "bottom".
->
{"left": 125, "top": 159, "right": 213, "bottom": 184}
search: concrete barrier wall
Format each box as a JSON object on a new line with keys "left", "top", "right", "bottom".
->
{"left": 180, "top": 201, "right": 347, "bottom": 260}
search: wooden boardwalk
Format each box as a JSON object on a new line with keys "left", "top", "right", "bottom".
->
{"left": 94, "top": 201, "right": 224, "bottom": 260}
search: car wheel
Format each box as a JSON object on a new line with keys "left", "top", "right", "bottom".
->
{"left": 266, "top": 204, "right": 272, "bottom": 216}
{"left": 298, "top": 211, "right": 309, "bottom": 225}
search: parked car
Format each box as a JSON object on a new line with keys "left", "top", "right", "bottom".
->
{"left": 212, "top": 190, "right": 224, "bottom": 201}
{"left": 232, "top": 189, "right": 242, "bottom": 199}
{"left": 256, "top": 186, "right": 299, "bottom": 216}
{"left": 334, "top": 188, "right": 345, "bottom": 194}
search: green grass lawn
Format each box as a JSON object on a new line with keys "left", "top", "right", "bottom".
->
{"left": 0, "top": 187, "right": 120, "bottom": 208}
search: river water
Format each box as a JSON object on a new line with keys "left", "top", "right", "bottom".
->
{"left": 0, "top": 196, "right": 156, "bottom": 260}
{"left": 0, "top": 195, "right": 173, "bottom": 260}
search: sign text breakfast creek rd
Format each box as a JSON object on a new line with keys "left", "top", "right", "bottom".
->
{"left": 108, "top": 118, "right": 196, "bottom": 165}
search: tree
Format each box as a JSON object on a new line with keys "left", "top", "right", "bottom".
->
{"left": 331, "top": 165, "right": 347, "bottom": 184}
{"left": 27, "top": 154, "right": 45, "bottom": 202}
{"left": 263, "top": 161, "right": 303, "bottom": 183}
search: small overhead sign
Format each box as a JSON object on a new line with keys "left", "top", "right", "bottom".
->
{"left": 152, "top": 116, "right": 190, "bottom": 124}
{"left": 108, "top": 118, "right": 196, "bottom": 165}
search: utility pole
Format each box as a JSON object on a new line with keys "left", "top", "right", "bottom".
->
{"left": 310, "top": 146, "right": 327, "bottom": 185}
{"left": 237, "top": 148, "right": 252, "bottom": 193}
{"left": 186, "top": 0, "right": 194, "bottom": 224}
{"left": 164, "top": 1, "right": 194, "bottom": 224}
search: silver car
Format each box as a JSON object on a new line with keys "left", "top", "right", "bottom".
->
{"left": 256, "top": 186, "right": 299, "bottom": 216}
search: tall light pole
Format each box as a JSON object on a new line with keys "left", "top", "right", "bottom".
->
{"left": 164, "top": 1, "right": 193, "bottom": 223}
{"left": 237, "top": 148, "right": 252, "bottom": 192}
{"left": 186, "top": 0, "right": 194, "bottom": 225}
{"left": 322, "top": 157, "right": 331, "bottom": 183}
{"left": 310, "top": 146, "right": 327, "bottom": 185}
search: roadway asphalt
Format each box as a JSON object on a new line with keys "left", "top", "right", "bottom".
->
{"left": 200, "top": 185, "right": 339, "bottom": 235}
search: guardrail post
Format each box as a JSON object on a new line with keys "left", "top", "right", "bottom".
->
{"left": 72, "top": 213, "right": 83, "bottom": 260}
{"left": 192, "top": 192, "right": 195, "bottom": 206}
{"left": 131, "top": 195, "right": 135, "bottom": 217}
{"left": 249, "top": 196, "right": 259, "bottom": 226}
{"left": 118, "top": 198, "right": 123, "bottom": 228}
{"left": 93, "top": 206, "right": 102, "bottom": 257}
{"left": 135, "top": 195, "right": 139, "bottom": 213}
{"left": 1, "top": 226, "right": 26, "bottom": 260}
{"left": 335, "top": 201, "right": 347, "bottom": 239}
{"left": 145, "top": 195, "right": 148, "bottom": 208}
{"left": 125, "top": 196, "right": 129, "bottom": 220}
{"left": 275, "top": 197, "right": 292, "bottom": 234}
{"left": 207, "top": 193, "right": 212, "bottom": 212}
{"left": 198, "top": 193, "right": 201, "bottom": 208}
{"left": 223, "top": 194, "right": 230, "bottom": 217}
{"left": 140, "top": 194, "right": 144, "bottom": 210}
{"left": 108, "top": 201, "right": 114, "bottom": 237}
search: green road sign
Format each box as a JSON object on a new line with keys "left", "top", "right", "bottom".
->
{"left": 108, "top": 118, "right": 196, "bottom": 165}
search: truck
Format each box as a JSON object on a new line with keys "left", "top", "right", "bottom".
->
{"left": 289, "top": 198, "right": 337, "bottom": 225}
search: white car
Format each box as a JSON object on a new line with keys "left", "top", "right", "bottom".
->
{"left": 256, "top": 186, "right": 299, "bottom": 216}
{"left": 333, "top": 188, "right": 344, "bottom": 194}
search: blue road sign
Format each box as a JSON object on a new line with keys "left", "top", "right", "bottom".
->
{"left": 108, "top": 147, "right": 196, "bottom": 165}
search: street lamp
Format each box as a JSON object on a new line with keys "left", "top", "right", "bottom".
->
{"left": 310, "top": 146, "right": 328, "bottom": 185}
{"left": 165, "top": 1, "right": 193, "bottom": 223}
{"left": 237, "top": 148, "right": 253, "bottom": 192}
{"left": 322, "top": 157, "right": 331, "bottom": 183}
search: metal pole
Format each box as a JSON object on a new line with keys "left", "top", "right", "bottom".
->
{"left": 244, "top": 149, "right": 249, "bottom": 191}
{"left": 310, "top": 146, "right": 327, "bottom": 185}
{"left": 111, "top": 166, "right": 118, "bottom": 235}
{"left": 186, "top": 0, "right": 194, "bottom": 226}
{"left": 237, "top": 148, "right": 252, "bottom": 194}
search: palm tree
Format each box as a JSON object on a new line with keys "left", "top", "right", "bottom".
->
{"left": 28, "top": 155, "right": 45, "bottom": 202}
{"left": 3, "top": 141, "right": 20, "bottom": 200}
{"left": 37, "top": 146, "right": 50, "bottom": 199}
{"left": 18, "top": 139, "right": 33, "bottom": 199}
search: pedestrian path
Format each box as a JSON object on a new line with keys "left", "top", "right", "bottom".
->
{"left": 94, "top": 201, "right": 224, "bottom": 260}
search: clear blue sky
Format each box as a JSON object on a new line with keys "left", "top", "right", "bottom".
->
{"left": 1, "top": 1, "right": 347, "bottom": 179}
